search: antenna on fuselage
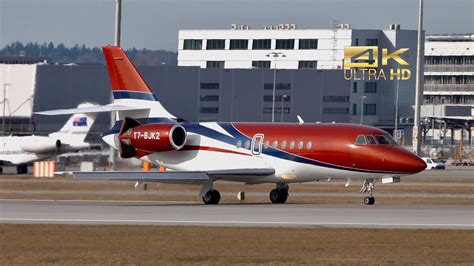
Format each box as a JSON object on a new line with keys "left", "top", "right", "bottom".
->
{"left": 297, "top": 115, "right": 304, "bottom": 125}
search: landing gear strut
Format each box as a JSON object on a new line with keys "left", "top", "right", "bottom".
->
{"left": 269, "top": 183, "right": 289, "bottom": 204}
{"left": 361, "top": 178, "right": 375, "bottom": 205}
{"left": 202, "top": 189, "right": 221, "bottom": 205}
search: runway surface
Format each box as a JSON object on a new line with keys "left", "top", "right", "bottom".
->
{"left": 1, "top": 199, "right": 472, "bottom": 229}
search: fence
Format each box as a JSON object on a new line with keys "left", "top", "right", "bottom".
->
{"left": 405, "top": 145, "right": 474, "bottom": 160}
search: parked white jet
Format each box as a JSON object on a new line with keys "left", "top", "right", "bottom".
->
{"left": 0, "top": 103, "right": 97, "bottom": 174}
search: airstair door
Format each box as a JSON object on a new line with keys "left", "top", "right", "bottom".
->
{"left": 251, "top": 134, "right": 264, "bottom": 156}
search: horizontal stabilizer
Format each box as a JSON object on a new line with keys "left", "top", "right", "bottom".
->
{"left": 35, "top": 104, "right": 150, "bottom": 116}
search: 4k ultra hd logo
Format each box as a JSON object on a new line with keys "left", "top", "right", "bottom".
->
{"left": 343, "top": 46, "right": 411, "bottom": 80}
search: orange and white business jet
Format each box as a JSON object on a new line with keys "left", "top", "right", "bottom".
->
{"left": 37, "top": 46, "right": 426, "bottom": 205}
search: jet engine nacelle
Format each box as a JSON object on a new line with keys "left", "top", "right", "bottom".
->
{"left": 118, "top": 119, "right": 187, "bottom": 158}
{"left": 20, "top": 139, "right": 61, "bottom": 153}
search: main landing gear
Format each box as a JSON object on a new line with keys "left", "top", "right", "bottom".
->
{"left": 202, "top": 189, "right": 221, "bottom": 205}
{"left": 201, "top": 182, "right": 290, "bottom": 205}
{"left": 269, "top": 183, "right": 289, "bottom": 204}
{"left": 361, "top": 178, "right": 376, "bottom": 205}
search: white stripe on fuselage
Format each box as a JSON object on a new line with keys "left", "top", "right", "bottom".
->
{"left": 200, "top": 122, "right": 235, "bottom": 139}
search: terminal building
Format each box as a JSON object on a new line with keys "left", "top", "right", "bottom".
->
{"left": 421, "top": 34, "right": 474, "bottom": 148}
{"left": 178, "top": 23, "right": 413, "bottom": 70}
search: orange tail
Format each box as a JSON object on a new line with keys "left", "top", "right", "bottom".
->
{"left": 102, "top": 46, "right": 157, "bottom": 101}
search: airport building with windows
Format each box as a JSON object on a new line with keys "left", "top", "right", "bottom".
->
{"left": 421, "top": 34, "right": 474, "bottom": 147}
{"left": 178, "top": 23, "right": 414, "bottom": 70}
{"left": 423, "top": 34, "right": 474, "bottom": 107}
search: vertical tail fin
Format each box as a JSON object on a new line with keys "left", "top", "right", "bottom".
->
{"left": 102, "top": 46, "right": 175, "bottom": 119}
{"left": 48, "top": 103, "right": 97, "bottom": 141}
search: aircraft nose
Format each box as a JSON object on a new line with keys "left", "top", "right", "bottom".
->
{"left": 389, "top": 149, "right": 427, "bottom": 174}
{"left": 406, "top": 153, "right": 427, "bottom": 173}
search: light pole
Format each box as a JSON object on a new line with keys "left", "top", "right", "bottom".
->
{"left": 114, "top": 0, "right": 122, "bottom": 47}
{"left": 360, "top": 95, "right": 366, "bottom": 124}
{"left": 280, "top": 94, "right": 287, "bottom": 122}
{"left": 2, "top": 83, "right": 11, "bottom": 136}
{"left": 266, "top": 52, "right": 286, "bottom": 123}
{"left": 109, "top": 0, "right": 122, "bottom": 170}
{"left": 413, "top": 0, "right": 424, "bottom": 155}
{"left": 394, "top": 63, "right": 400, "bottom": 139}
{"left": 431, "top": 99, "right": 435, "bottom": 145}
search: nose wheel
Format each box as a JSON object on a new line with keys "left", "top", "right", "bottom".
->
{"left": 361, "top": 178, "right": 376, "bottom": 205}
{"left": 363, "top": 196, "right": 375, "bottom": 205}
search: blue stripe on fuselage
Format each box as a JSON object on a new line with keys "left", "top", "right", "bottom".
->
{"left": 113, "top": 91, "right": 158, "bottom": 101}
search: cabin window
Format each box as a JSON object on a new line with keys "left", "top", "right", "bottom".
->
{"left": 375, "top": 135, "right": 391, "bottom": 145}
{"left": 281, "top": 140, "right": 287, "bottom": 149}
{"left": 272, "top": 140, "right": 278, "bottom": 148}
{"left": 263, "top": 141, "right": 269, "bottom": 149}
{"left": 306, "top": 141, "right": 312, "bottom": 150}
{"left": 297, "top": 141, "right": 304, "bottom": 150}
{"left": 244, "top": 140, "right": 251, "bottom": 149}
{"left": 354, "top": 135, "right": 367, "bottom": 145}
{"left": 236, "top": 140, "right": 242, "bottom": 148}
{"left": 289, "top": 141, "right": 295, "bottom": 149}
{"left": 366, "top": 135, "right": 377, "bottom": 145}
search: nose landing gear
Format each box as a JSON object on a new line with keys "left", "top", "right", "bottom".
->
{"left": 361, "top": 178, "right": 376, "bottom": 205}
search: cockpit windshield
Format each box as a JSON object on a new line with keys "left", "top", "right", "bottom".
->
{"left": 375, "top": 135, "right": 391, "bottom": 145}
{"left": 366, "top": 135, "right": 377, "bottom": 145}
{"left": 354, "top": 134, "right": 399, "bottom": 146}
{"left": 384, "top": 134, "right": 400, "bottom": 145}
{"left": 354, "top": 135, "right": 367, "bottom": 145}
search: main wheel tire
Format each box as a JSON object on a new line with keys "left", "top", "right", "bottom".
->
{"left": 270, "top": 189, "right": 280, "bottom": 203}
{"left": 211, "top": 190, "right": 221, "bottom": 204}
{"left": 270, "top": 189, "right": 288, "bottom": 204}
{"left": 0, "top": 166, "right": 3, "bottom": 174}
{"left": 17, "top": 164, "right": 27, "bottom": 175}
{"left": 277, "top": 190, "right": 288, "bottom": 203}
{"left": 202, "top": 190, "right": 221, "bottom": 205}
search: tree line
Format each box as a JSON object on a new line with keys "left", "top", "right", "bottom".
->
{"left": 0, "top": 41, "right": 177, "bottom": 66}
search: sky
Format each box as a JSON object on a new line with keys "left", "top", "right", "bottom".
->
{"left": 0, "top": 0, "right": 473, "bottom": 51}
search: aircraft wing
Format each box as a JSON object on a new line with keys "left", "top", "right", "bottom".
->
{"left": 64, "top": 168, "right": 275, "bottom": 182}
{"left": 35, "top": 104, "right": 149, "bottom": 115}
